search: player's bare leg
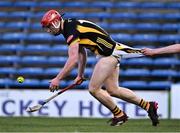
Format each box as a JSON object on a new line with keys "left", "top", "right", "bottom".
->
{"left": 104, "top": 66, "right": 142, "bottom": 105}
{"left": 104, "top": 65, "right": 159, "bottom": 126}
{"left": 89, "top": 56, "right": 118, "bottom": 110}
{"left": 89, "top": 57, "right": 123, "bottom": 121}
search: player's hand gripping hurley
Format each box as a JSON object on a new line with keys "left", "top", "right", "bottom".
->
{"left": 26, "top": 78, "right": 85, "bottom": 112}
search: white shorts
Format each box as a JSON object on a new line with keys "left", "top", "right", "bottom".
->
{"left": 112, "top": 43, "right": 144, "bottom": 62}
{"left": 96, "top": 43, "right": 144, "bottom": 65}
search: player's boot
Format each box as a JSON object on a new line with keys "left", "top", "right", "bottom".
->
{"left": 148, "top": 101, "right": 159, "bottom": 126}
{"left": 108, "top": 112, "right": 128, "bottom": 126}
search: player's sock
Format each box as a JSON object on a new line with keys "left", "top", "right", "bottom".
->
{"left": 139, "top": 99, "right": 150, "bottom": 111}
{"left": 111, "top": 106, "right": 124, "bottom": 117}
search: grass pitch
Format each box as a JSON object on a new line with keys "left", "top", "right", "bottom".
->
{"left": 0, "top": 117, "right": 180, "bottom": 132}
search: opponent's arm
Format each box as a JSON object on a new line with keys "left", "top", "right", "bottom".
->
{"left": 142, "top": 44, "right": 180, "bottom": 56}
{"left": 56, "top": 43, "right": 79, "bottom": 80}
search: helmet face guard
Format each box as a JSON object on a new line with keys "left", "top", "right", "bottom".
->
{"left": 43, "top": 24, "right": 60, "bottom": 36}
{"left": 41, "top": 10, "right": 63, "bottom": 35}
{"left": 51, "top": 19, "right": 61, "bottom": 29}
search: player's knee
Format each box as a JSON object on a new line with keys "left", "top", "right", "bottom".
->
{"left": 88, "top": 84, "right": 98, "bottom": 96}
{"left": 106, "top": 86, "right": 119, "bottom": 96}
{"left": 107, "top": 89, "right": 116, "bottom": 96}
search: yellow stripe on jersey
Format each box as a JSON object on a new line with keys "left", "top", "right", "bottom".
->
{"left": 115, "top": 44, "right": 142, "bottom": 53}
{"left": 69, "top": 38, "right": 80, "bottom": 46}
{"left": 115, "top": 44, "right": 125, "bottom": 50}
{"left": 97, "top": 37, "right": 113, "bottom": 49}
{"left": 77, "top": 25, "right": 106, "bottom": 36}
{"left": 80, "top": 39, "right": 97, "bottom": 46}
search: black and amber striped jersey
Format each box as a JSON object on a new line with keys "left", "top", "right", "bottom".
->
{"left": 62, "top": 19, "right": 116, "bottom": 56}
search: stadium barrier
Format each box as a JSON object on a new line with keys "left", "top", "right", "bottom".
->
{"left": 171, "top": 84, "right": 180, "bottom": 118}
{"left": 0, "top": 89, "right": 168, "bottom": 118}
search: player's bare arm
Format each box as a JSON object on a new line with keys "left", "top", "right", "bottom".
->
{"left": 142, "top": 44, "right": 180, "bottom": 56}
{"left": 78, "top": 46, "right": 87, "bottom": 77}
{"left": 74, "top": 46, "right": 87, "bottom": 84}
{"left": 56, "top": 43, "right": 79, "bottom": 80}
{"left": 49, "top": 43, "right": 79, "bottom": 91}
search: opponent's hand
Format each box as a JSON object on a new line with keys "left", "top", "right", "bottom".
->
{"left": 49, "top": 77, "right": 60, "bottom": 92}
{"left": 141, "top": 48, "right": 155, "bottom": 56}
{"left": 74, "top": 76, "right": 86, "bottom": 85}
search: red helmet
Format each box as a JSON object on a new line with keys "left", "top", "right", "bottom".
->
{"left": 41, "top": 10, "right": 62, "bottom": 27}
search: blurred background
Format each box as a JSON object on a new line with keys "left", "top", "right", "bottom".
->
{"left": 0, "top": 0, "right": 180, "bottom": 119}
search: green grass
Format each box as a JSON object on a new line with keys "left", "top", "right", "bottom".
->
{"left": 0, "top": 117, "right": 180, "bottom": 132}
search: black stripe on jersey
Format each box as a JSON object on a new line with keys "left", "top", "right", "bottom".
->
{"left": 80, "top": 32, "right": 116, "bottom": 45}
{"left": 80, "top": 32, "right": 116, "bottom": 56}
{"left": 78, "top": 21, "right": 109, "bottom": 37}
{"left": 81, "top": 44, "right": 97, "bottom": 53}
